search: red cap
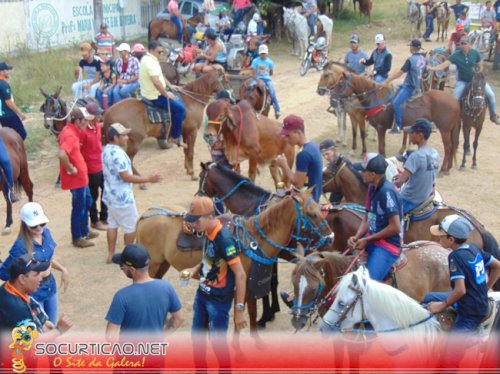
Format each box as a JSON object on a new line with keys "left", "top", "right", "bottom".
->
{"left": 455, "top": 24, "right": 464, "bottom": 31}
{"left": 279, "top": 115, "right": 304, "bottom": 136}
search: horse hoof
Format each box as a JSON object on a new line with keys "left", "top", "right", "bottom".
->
{"left": 157, "top": 139, "right": 173, "bottom": 150}
{"left": 191, "top": 175, "right": 198, "bottom": 181}
{"left": 1, "top": 227, "right": 11, "bottom": 236}
{"left": 459, "top": 166, "right": 465, "bottom": 171}
{"left": 139, "top": 184, "right": 148, "bottom": 191}
{"left": 472, "top": 164, "right": 477, "bottom": 170}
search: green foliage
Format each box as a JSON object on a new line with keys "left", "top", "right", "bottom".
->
{"left": 24, "top": 124, "right": 52, "bottom": 161}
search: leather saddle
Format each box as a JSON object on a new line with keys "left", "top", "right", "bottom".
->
{"left": 141, "top": 97, "right": 171, "bottom": 124}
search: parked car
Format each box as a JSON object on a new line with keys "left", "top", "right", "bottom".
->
{"left": 156, "top": 0, "right": 230, "bottom": 29}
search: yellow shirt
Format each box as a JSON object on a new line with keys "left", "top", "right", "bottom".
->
{"left": 139, "top": 52, "right": 166, "bottom": 100}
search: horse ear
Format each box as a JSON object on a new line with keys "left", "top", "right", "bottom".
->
{"left": 296, "top": 242, "right": 305, "bottom": 257}
{"left": 201, "top": 162, "right": 207, "bottom": 170}
{"left": 55, "top": 87, "right": 62, "bottom": 99}
{"left": 289, "top": 250, "right": 305, "bottom": 264}
{"left": 40, "top": 88, "right": 49, "bottom": 98}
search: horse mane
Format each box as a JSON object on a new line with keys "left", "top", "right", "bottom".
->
{"left": 328, "top": 61, "right": 357, "bottom": 74}
{"left": 183, "top": 72, "right": 216, "bottom": 94}
{"left": 339, "top": 156, "right": 366, "bottom": 186}
{"left": 214, "top": 163, "right": 271, "bottom": 198}
{"left": 323, "top": 252, "right": 355, "bottom": 279}
{"left": 247, "top": 195, "right": 297, "bottom": 233}
{"left": 292, "top": 255, "right": 324, "bottom": 285}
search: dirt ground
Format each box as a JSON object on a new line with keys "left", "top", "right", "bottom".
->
{"left": 1, "top": 38, "right": 499, "bottom": 338}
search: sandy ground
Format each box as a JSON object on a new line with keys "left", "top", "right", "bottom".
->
{"left": 1, "top": 38, "right": 499, "bottom": 338}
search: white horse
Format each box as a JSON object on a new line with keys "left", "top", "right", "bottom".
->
{"left": 407, "top": 0, "right": 425, "bottom": 39}
{"left": 317, "top": 14, "right": 333, "bottom": 48}
{"left": 283, "top": 6, "right": 308, "bottom": 59}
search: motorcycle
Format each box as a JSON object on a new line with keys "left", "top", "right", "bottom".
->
{"left": 167, "top": 44, "right": 198, "bottom": 76}
{"left": 300, "top": 36, "right": 328, "bottom": 76}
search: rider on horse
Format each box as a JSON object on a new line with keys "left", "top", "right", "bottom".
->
{"left": 319, "top": 139, "right": 342, "bottom": 205}
{"left": 193, "top": 28, "right": 228, "bottom": 74}
{"left": 347, "top": 153, "right": 403, "bottom": 281}
{"left": 359, "top": 34, "right": 393, "bottom": 83}
{"left": 251, "top": 44, "right": 281, "bottom": 119}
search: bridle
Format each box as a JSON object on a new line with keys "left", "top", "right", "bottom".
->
{"left": 461, "top": 73, "right": 486, "bottom": 120}
{"left": 41, "top": 96, "right": 76, "bottom": 136}
{"left": 321, "top": 283, "right": 366, "bottom": 331}
{"left": 322, "top": 157, "right": 347, "bottom": 190}
{"left": 291, "top": 267, "right": 325, "bottom": 319}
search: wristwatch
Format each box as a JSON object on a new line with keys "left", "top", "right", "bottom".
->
{"left": 235, "top": 303, "right": 245, "bottom": 311}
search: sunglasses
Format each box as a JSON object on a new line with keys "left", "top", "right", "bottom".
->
{"left": 29, "top": 223, "right": 46, "bottom": 230}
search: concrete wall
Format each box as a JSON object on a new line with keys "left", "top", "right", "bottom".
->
{"left": 0, "top": 2, "right": 28, "bottom": 53}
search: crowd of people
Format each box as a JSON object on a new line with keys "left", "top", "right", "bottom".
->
{"left": 1, "top": 2, "right": 500, "bottom": 369}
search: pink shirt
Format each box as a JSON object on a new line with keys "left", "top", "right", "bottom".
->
{"left": 233, "top": 0, "right": 251, "bottom": 10}
{"left": 168, "top": 0, "right": 180, "bottom": 16}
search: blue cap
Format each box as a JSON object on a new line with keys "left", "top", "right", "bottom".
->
{"left": 112, "top": 244, "right": 150, "bottom": 268}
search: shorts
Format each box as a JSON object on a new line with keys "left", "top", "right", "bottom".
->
{"left": 107, "top": 204, "right": 138, "bottom": 233}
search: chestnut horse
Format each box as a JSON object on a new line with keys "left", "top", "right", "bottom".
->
{"left": 148, "top": 18, "right": 190, "bottom": 42}
{"left": 239, "top": 78, "right": 272, "bottom": 117}
{"left": 204, "top": 99, "right": 295, "bottom": 186}
{"left": 289, "top": 242, "right": 451, "bottom": 330}
{"left": 103, "top": 71, "right": 227, "bottom": 180}
{"left": 317, "top": 64, "right": 461, "bottom": 174}
{"left": 0, "top": 128, "right": 33, "bottom": 234}
{"left": 135, "top": 189, "right": 334, "bottom": 333}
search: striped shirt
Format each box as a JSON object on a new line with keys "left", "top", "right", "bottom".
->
{"left": 94, "top": 32, "right": 115, "bottom": 52}
{"left": 115, "top": 56, "right": 140, "bottom": 81}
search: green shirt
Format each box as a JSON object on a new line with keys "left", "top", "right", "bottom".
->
{"left": 448, "top": 48, "right": 482, "bottom": 83}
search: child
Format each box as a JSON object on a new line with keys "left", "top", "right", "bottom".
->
{"left": 251, "top": 44, "right": 281, "bottom": 119}
{"left": 216, "top": 11, "right": 234, "bottom": 42}
{"left": 96, "top": 60, "right": 116, "bottom": 109}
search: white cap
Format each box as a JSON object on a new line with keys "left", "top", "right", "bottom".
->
{"left": 20, "top": 202, "right": 49, "bottom": 227}
{"left": 116, "top": 43, "right": 131, "bottom": 53}
{"left": 258, "top": 44, "right": 268, "bottom": 54}
{"left": 253, "top": 13, "right": 261, "bottom": 21}
{"left": 374, "top": 34, "right": 385, "bottom": 43}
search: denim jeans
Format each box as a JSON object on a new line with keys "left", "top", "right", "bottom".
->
{"left": 32, "top": 274, "right": 58, "bottom": 324}
{"left": 0, "top": 115, "right": 27, "bottom": 140}
{"left": 262, "top": 79, "right": 280, "bottom": 113}
{"left": 0, "top": 138, "right": 14, "bottom": 187}
{"left": 151, "top": 95, "right": 186, "bottom": 139}
{"left": 393, "top": 86, "right": 413, "bottom": 129}
{"left": 192, "top": 290, "right": 233, "bottom": 333}
{"left": 88, "top": 171, "right": 107, "bottom": 224}
{"left": 96, "top": 88, "right": 113, "bottom": 108}
{"left": 71, "top": 79, "right": 100, "bottom": 99}
{"left": 307, "top": 13, "right": 317, "bottom": 36}
{"left": 454, "top": 80, "right": 497, "bottom": 117}
{"left": 423, "top": 15, "right": 434, "bottom": 39}
{"left": 402, "top": 198, "right": 420, "bottom": 215}
{"left": 366, "top": 243, "right": 399, "bottom": 281}
{"left": 70, "top": 186, "right": 93, "bottom": 240}
{"left": 112, "top": 82, "right": 139, "bottom": 103}
{"left": 171, "top": 16, "right": 183, "bottom": 43}
{"left": 374, "top": 75, "right": 387, "bottom": 83}
{"left": 233, "top": 8, "right": 246, "bottom": 28}
{"left": 41, "top": 291, "right": 58, "bottom": 324}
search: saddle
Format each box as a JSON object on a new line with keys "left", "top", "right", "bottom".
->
{"left": 175, "top": 214, "right": 236, "bottom": 251}
{"left": 403, "top": 194, "right": 439, "bottom": 230}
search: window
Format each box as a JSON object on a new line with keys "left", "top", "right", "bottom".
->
{"left": 181, "top": 1, "right": 193, "bottom": 16}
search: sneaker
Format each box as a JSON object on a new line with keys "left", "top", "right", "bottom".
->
{"left": 490, "top": 115, "right": 500, "bottom": 125}
{"left": 389, "top": 126, "right": 401, "bottom": 134}
{"left": 280, "top": 291, "right": 294, "bottom": 309}
{"left": 275, "top": 111, "right": 281, "bottom": 120}
{"left": 8, "top": 190, "right": 19, "bottom": 204}
{"left": 91, "top": 221, "right": 107, "bottom": 231}
{"left": 424, "top": 38, "right": 431, "bottom": 42}
{"left": 87, "top": 230, "right": 99, "bottom": 239}
{"left": 73, "top": 238, "right": 95, "bottom": 248}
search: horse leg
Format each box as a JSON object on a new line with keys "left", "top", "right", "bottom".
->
{"left": 439, "top": 131, "right": 452, "bottom": 175}
{"left": 399, "top": 131, "right": 408, "bottom": 155}
{"left": 247, "top": 297, "right": 259, "bottom": 335}
{"left": 149, "top": 260, "right": 171, "bottom": 279}
{"left": 19, "top": 163, "right": 33, "bottom": 202}
{"left": 377, "top": 127, "right": 387, "bottom": 157}
{"left": 2, "top": 191, "right": 12, "bottom": 235}
{"left": 341, "top": 111, "right": 348, "bottom": 148}
{"left": 350, "top": 113, "right": 357, "bottom": 157}
{"left": 360, "top": 117, "right": 367, "bottom": 156}
{"left": 471, "top": 126, "right": 482, "bottom": 169}
{"left": 248, "top": 157, "right": 258, "bottom": 182}
{"left": 460, "top": 124, "right": 471, "bottom": 170}
{"left": 183, "top": 129, "right": 198, "bottom": 180}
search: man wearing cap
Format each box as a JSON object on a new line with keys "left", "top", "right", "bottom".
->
{"left": 386, "top": 39, "right": 427, "bottom": 134}
{"left": 319, "top": 139, "right": 343, "bottom": 205}
{"left": 347, "top": 153, "right": 403, "bottom": 281}
{"left": 344, "top": 35, "right": 369, "bottom": 75}
{"left": 113, "top": 43, "right": 140, "bottom": 103}
{"left": 360, "top": 34, "right": 392, "bottom": 83}
{"left": 247, "top": 13, "right": 263, "bottom": 36}
{"left": 422, "top": 0, "right": 438, "bottom": 41}
{"left": 72, "top": 42, "right": 101, "bottom": 99}
{"left": 428, "top": 35, "right": 500, "bottom": 124}
{"left": 393, "top": 119, "right": 440, "bottom": 215}
{"left": 139, "top": 40, "right": 187, "bottom": 147}
{"left": 58, "top": 108, "right": 98, "bottom": 248}
{"left": 0, "top": 254, "right": 73, "bottom": 336}
{"left": 0, "top": 61, "right": 27, "bottom": 140}
{"left": 447, "top": 24, "right": 468, "bottom": 54}
{"left": 251, "top": 44, "right": 281, "bottom": 119}
{"left": 275, "top": 115, "right": 323, "bottom": 202}
{"left": 450, "top": 0, "right": 469, "bottom": 21}
{"left": 102, "top": 123, "right": 163, "bottom": 264}
{"left": 92, "top": 23, "right": 115, "bottom": 57}
{"left": 424, "top": 215, "right": 500, "bottom": 332}
{"left": 80, "top": 103, "right": 107, "bottom": 231}
{"left": 105, "top": 244, "right": 184, "bottom": 339}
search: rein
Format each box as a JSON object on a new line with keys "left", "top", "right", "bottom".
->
{"left": 322, "top": 160, "right": 347, "bottom": 189}
{"left": 234, "top": 104, "right": 244, "bottom": 170}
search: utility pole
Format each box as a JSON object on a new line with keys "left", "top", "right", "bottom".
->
{"left": 94, "top": 0, "right": 103, "bottom": 35}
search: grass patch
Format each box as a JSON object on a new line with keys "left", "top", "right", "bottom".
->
{"left": 24, "top": 124, "right": 52, "bottom": 161}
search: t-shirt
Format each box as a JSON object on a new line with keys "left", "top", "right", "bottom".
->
{"left": 401, "top": 53, "right": 426, "bottom": 93}
{"left": 480, "top": 8, "right": 496, "bottom": 23}
{"left": 495, "top": 1, "right": 500, "bottom": 21}
{"left": 251, "top": 56, "right": 275, "bottom": 81}
{"left": 302, "top": 0, "right": 318, "bottom": 14}
{"left": 102, "top": 144, "right": 134, "bottom": 208}
{"left": 79, "top": 57, "right": 101, "bottom": 80}
{"left": 80, "top": 122, "right": 103, "bottom": 174}
{"left": 344, "top": 50, "right": 369, "bottom": 75}
{"left": 168, "top": 0, "right": 180, "bottom": 16}
{"left": 450, "top": 3, "right": 469, "bottom": 19}
{"left": 199, "top": 221, "right": 240, "bottom": 303}
{"left": 448, "top": 48, "right": 482, "bottom": 83}
{"left": 58, "top": 122, "right": 89, "bottom": 190}
{"left": 401, "top": 146, "right": 437, "bottom": 204}
{"left": 456, "top": 17, "right": 471, "bottom": 32}
{"left": 115, "top": 56, "right": 140, "bottom": 81}
{"left": 139, "top": 53, "right": 165, "bottom": 100}
{"left": 99, "top": 70, "right": 117, "bottom": 87}
{"left": 94, "top": 32, "right": 115, "bottom": 53}
{"left": 0, "top": 78, "right": 16, "bottom": 118}
{"left": 233, "top": 0, "right": 251, "bottom": 11}
{"left": 449, "top": 243, "right": 493, "bottom": 319}
{"left": 365, "top": 178, "right": 402, "bottom": 251}
{"left": 247, "top": 19, "right": 258, "bottom": 36}
{"left": 105, "top": 280, "right": 181, "bottom": 336}
{"left": 296, "top": 141, "right": 323, "bottom": 203}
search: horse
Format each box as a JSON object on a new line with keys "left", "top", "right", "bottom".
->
{"left": 316, "top": 15, "right": 333, "bottom": 47}
{"left": 203, "top": 99, "right": 295, "bottom": 186}
{"left": 103, "top": 71, "right": 228, "bottom": 180}
{"left": 407, "top": 0, "right": 425, "bottom": 39}
{"left": 135, "top": 189, "right": 334, "bottom": 333}
{"left": 357, "top": 0, "right": 373, "bottom": 24}
{"left": 283, "top": 6, "right": 308, "bottom": 58}
{"left": 159, "top": 61, "right": 180, "bottom": 86}
{"left": 148, "top": 17, "right": 190, "bottom": 43}
{"left": 423, "top": 48, "right": 449, "bottom": 92}
{"left": 460, "top": 72, "right": 487, "bottom": 170}
{"left": 239, "top": 77, "right": 272, "bottom": 117}
{"left": 317, "top": 64, "right": 461, "bottom": 174}
{"left": 317, "top": 62, "right": 368, "bottom": 156}
{"left": 40, "top": 87, "right": 69, "bottom": 136}
{"left": 0, "top": 128, "right": 33, "bottom": 234}
{"left": 436, "top": 2, "right": 450, "bottom": 42}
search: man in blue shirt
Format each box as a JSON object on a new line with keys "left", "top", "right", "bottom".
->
{"left": 105, "top": 244, "right": 185, "bottom": 340}
{"left": 275, "top": 115, "right": 323, "bottom": 202}
{"left": 425, "top": 215, "right": 500, "bottom": 332}
{"left": 360, "top": 34, "right": 392, "bottom": 83}
{"left": 347, "top": 153, "right": 403, "bottom": 281}
{"left": 450, "top": 0, "right": 469, "bottom": 20}
{"left": 251, "top": 44, "right": 281, "bottom": 119}
{"left": 386, "top": 39, "right": 427, "bottom": 133}
{"left": 344, "top": 34, "right": 369, "bottom": 75}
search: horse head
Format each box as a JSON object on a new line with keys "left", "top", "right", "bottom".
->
{"left": 322, "top": 154, "right": 345, "bottom": 193}
{"left": 291, "top": 252, "right": 334, "bottom": 331}
{"left": 462, "top": 72, "right": 486, "bottom": 115}
{"left": 197, "top": 161, "right": 218, "bottom": 197}
{"left": 39, "top": 87, "right": 67, "bottom": 135}
{"left": 317, "top": 63, "right": 348, "bottom": 97}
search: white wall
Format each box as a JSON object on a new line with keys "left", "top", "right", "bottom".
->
{"left": 0, "top": 2, "right": 28, "bottom": 53}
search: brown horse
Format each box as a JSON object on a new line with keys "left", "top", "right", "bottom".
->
{"left": 358, "top": 0, "right": 373, "bottom": 24}
{"left": 0, "top": 128, "right": 33, "bottom": 234}
{"left": 148, "top": 17, "right": 190, "bottom": 42}
{"left": 321, "top": 155, "right": 500, "bottom": 285}
{"left": 135, "top": 189, "right": 334, "bottom": 332}
{"left": 204, "top": 99, "right": 295, "bottom": 186}
{"left": 317, "top": 64, "right": 461, "bottom": 174}
{"left": 460, "top": 72, "right": 487, "bottom": 170}
{"left": 289, "top": 241, "right": 451, "bottom": 330}
{"left": 239, "top": 77, "right": 272, "bottom": 117}
{"left": 103, "top": 71, "right": 227, "bottom": 180}
{"left": 436, "top": 2, "right": 450, "bottom": 42}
